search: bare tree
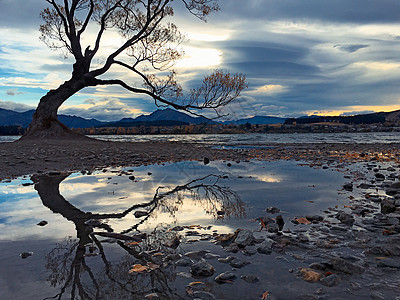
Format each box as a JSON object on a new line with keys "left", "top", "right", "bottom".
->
{"left": 23, "top": 0, "right": 247, "bottom": 139}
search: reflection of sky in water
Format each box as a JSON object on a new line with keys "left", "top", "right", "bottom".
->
{"left": 0, "top": 160, "right": 350, "bottom": 299}
{"left": 0, "top": 160, "right": 347, "bottom": 240}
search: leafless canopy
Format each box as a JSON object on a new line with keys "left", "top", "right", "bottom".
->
{"left": 39, "top": 0, "right": 247, "bottom": 117}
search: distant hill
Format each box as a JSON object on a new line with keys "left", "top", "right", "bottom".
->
{"left": 99, "top": 120, "right": 189, "bottom": 127}
{"left": 223, "top": 116, "right": 286, "bottom": 125}
{"left": 0, "top": 108, "right": 104, "bottom": 128}
{"left": 127, "top": 108, "right": 216, "bottom": 125}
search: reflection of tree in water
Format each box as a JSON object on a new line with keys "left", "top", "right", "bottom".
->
{"left": 32, "top": 173, "right": 244, "bottom": 299}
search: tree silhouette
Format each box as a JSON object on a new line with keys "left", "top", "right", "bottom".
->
{"left": 23, "top": 0, "right": 247, "bottom": 139}
{"left": 32, "top": 172, "right": 244, "bottom": 299}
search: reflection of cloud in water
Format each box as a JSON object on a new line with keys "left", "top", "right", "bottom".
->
{"left": 250, "top": 174, "right": 282, "bottom": 183}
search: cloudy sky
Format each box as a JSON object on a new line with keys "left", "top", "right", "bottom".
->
{"left": 1, "top": 0, "right": 400, "bottom": 121}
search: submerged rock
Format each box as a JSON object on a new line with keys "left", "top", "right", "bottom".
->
{"left": 240, "top": 275, "right": 260, "bottom": 283}
{"left": 336, "top": 212, "right": 355, "bottom": 226}
{"left": 320, "top": 274, "right": 341, "bottom": 287}
{"left": 329, "top": 257, "right": 364, "bottom": 274}
{"left": 215, "top": 271, "right": 237, "bottom": 283}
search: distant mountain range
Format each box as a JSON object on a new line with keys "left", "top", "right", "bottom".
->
{"left": 3, "top": 107, "right": 399, "bottom": 129}
{"left": 0, "top": 107, "right": 287, "bottom": 128}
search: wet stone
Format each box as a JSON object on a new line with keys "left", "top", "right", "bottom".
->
{"left": 234, "top": 229, "right": 255, "bottom": 247}
{"left": 218, "top": 256, "right": 236, "bottom": 263}
{"left": 381, "top": 201, "right": 396, "bottom": 214}
{"left": 37, "top": 220, "right": 48, "bottom": 226}
{"left": 175, "top": 257, "right": 193, "bottom": 267}
{"left": 266, "top": 206, "right": 281, "bottom": 214}
{"left": 214, "top": 271, "right": 237, "bottom": 283}
{"left": 225, "top": 243, "right": 239, "bottom": 253}
{"left": 320, "top": 274, "right": 341, "bottom": 287}
{"left": 377, "top": 258, "right": 400, "bottom": 269}
{"left": 240, "top": 275, "right": 260, "bottom": 283}
{"left": 336, "top": 212, "right": 355, "bottom": 226}
{"left": 329, "top": 257, "right": 364, "bottom": 274}
{"left": 190, "top": 259, "right": 215, "bottom": 277}
{"left": 256, "top": 238, "right": 274, "bottom": 254}
{"left": 20, "top": 252, "right": 33, "bottom": 259}
{"left": 343, "top": 183, "right": 353, "bottom": 191}
{"left": 229, "top": 258, "right": 250, "bottom": 268}
{"left": 134, "top": 210, "right": 148, "bottom": 218}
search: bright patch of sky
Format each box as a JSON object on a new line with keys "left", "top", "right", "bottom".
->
{"left": 0, "top": 0, "right": 400, "bottom": 121}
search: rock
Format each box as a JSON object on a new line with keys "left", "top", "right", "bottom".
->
{"left": 192, "top": 291, "right": 215, "bottom": 300}
{"left": 381, "top": 201, "right": 396, "bottom": 214}
{"left": 128, "top": 175, "right": 135, "bottom": 181}
{"left": 229, "top": 258, "right": 250, "bottom": 268}
{"left": 256, "top": 238, "right": 274, "bottom": 254}
{"left": 144, "top": 293, "right": 160, "bottom": 299}
{"left": 185, "top": 250, "right": 210, "bottom": 259}
{"left": 164, "top": 236, "right": 180, "bottom": 249}
{"left": 190, "top": 259, "right": 215, "bottom": 277}
{"left": 276, "top": 215, "right": 285, "bottom": 231}
{"left": 375, "top": 173, "right": 385, "bottom": 181}
{"left": 306, "top": 215, "right": 324, "bottom": 223}
{"left": 299, "top": 268, "right": 322, "bottom": 282}
{"left": 309, "top": 263, "right": 327, "bottom": 271}
{"left": 215, "top": 271, "right": 237, "bottom": 283}
{"left": 218, "top": 256, "right": 236, "bottom": 263}
{"left": 175, "top": 257, "right": 193, "bottom": 267}
{"left": 20, "top": 252, "right": 33, "bottom": 259}
{"left": 343, "top": 183, "right": 353, "bottom": 191}
{"left": 336, "top": 212, "right": 355, "bottom": 226}
{"left": 266, "top": 207, "right": 280, "bottom": 214}
{"left": 203, "top": 157, "right": 210, "bottom": 165}
{"left": 234, "top": 229, "right": 255, "bottom": 247}
{"left": 243, "top": 246, "right": 257, "bottom": 256}
{"left": 170, "top": 226, "right": 184, "bottom": 231}
{"left": 224, "top": 243, "right": 239, "bottom": 253}
{"left": 329, "top": 257, "right": 364, "bottom": 274}
{"left": 240, "top": 275, "right": 260, "bottom": 283}
{"left": 320, "top": 274, "right": 340, "bottom": 287}
{"left": 358, "top": 183, "right": 372, "bottom": 189}
{"left": 37, "top": 220, "right": 48, "bottom": 226}
{"left": 134, "top": 210, "right": 148, "bottom": 218}
{"left": 377, "top": 258, "right": 400, "bottom": 268}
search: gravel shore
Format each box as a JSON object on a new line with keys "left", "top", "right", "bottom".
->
{"left": 1, "top": 137, "right": 399, "bottom": 180}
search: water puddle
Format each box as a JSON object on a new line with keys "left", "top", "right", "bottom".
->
{"left": 2, "top": 160, "right": 398, "bottom": 299}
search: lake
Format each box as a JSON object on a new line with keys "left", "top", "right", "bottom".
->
{"left": 1, "top": 160, "right": 355, "bottom": 299}
{"left": 2, "top": 131, "right": 400, "bottom": 144}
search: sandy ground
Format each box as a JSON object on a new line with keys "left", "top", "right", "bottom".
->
{"left": 0, "top": 137, "right": 400, "bottom": 180}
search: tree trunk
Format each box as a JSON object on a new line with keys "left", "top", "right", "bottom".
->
{"left": 22, "top": 77, "right": 87, "bottom": 140}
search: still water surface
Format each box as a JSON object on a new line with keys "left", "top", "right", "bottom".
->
{"left": 2, "top": 131, "right": 400, "bottom": 144}
{"left": 0, "top": 160, "right": 348, "bottom": 299}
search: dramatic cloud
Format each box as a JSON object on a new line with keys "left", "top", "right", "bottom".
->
{"left": 0, "top": 0, "right": 400, "bottom": 120}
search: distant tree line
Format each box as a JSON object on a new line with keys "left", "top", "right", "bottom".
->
{"left": 285, "top": 112, "right": 387, "bottom": 125}
{"left": 0, "top": 125, "right": 26, "bottom": 135}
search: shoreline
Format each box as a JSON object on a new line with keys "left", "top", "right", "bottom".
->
{"left": 1, "top": 138, "right": 399, "bottom": 180}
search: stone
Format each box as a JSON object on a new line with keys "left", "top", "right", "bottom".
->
{"left": 175, "top": 257, "right": 193, "bottom": 267}
{"left": 266, "top": 206, "right": 280, "bottom": 214}
{"left": 329, "top": 257, "right": 364, "bottom": 274}
{"left": 128, "top": 175, "right": 135, "bottom": 181}
{"left": 336, "top": 212, "right": 355, "bottom": 226}
{"left": 343, "top": 183, "right": 353, "bottom": 191}
{"left": 234, "top": 229, "right": 255, "bottom": 247}
{"left": 375, "top": 173, "right": 385, "bottom": 181}
{"left": 214, "top": 271, "right": 237, "bottom": 283}
{"left": 190, "top": 259, "right": 215, "bottom": 277}
{"left": 276, "top": 215, "right": 285, "bottom": 231}
{"left": 256, "top": 238, "right": 274, "bottom": 254}
{"left": 192, "top": 291, "right": 215, "bottom": 300}
{"left": 229, "top": 258, "right": 250, "bottom": 268}
{"left": 320, "top": 274, "right": 340, "bottom": 287}
{"left": 299, "top": 268, "right": 322, "bottom": 282}
{"left": 306, "top": 215, "right": 324, "bottom": 223}
{"left": 20, "top": 252, "right": 33, "bottom": 259}
{"left": 134, "top": 210, "right": 148, "bottom": 218}
{"left": 37, "top": 220, "right": 48, "bottom": 226}
{"left": 203, "top": 157, "right": 210, "bottom": 165}
{"left": 240, "top": 275, "right": 260, "bottom": 283}
{"left": 224, "top": 243, "right": 239, "bottom": 253}
{"left": 218, "top": 256, "right": 236, "bottom": 263}
{"left": 185, "top": 250, "right": 209, "bottom": 259}
{"left": 381, "top": 201, "right": 396, "bottom": 214}
{"left": 377, "top": 258, "right": 400, "bottom": 269}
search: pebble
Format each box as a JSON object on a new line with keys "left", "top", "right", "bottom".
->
{"left": 214, "top": 271, "right": 237, "bottom": 283}
{"left": 190, "top": 259, "right": 215, "bottom": 277}
{"left": 229, "top": 258, "right": 250, "bottom": 268}
{"left": 240, "top": 275, "right": 260, "bottom": 283}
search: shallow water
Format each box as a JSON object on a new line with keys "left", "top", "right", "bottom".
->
{"left": 0, "top": 160, "right": 352, "bottom": 299}
{"left": 2, "top": 131, "right": 400, "bottom": 144}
